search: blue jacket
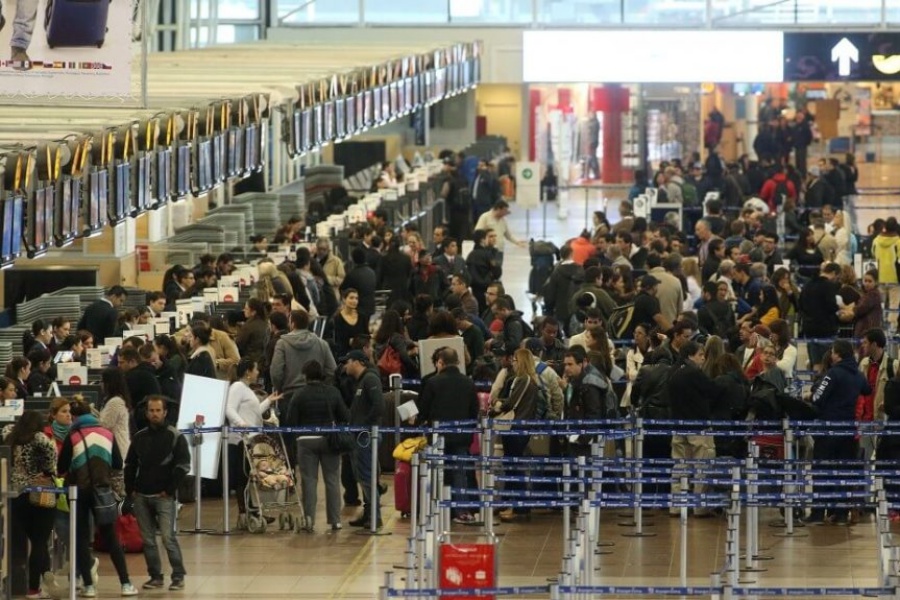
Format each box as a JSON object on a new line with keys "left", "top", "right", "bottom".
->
{"left": 811, "top": 358, "right": 871, "bottom": 421}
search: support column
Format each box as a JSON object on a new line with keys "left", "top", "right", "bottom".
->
{"left": 594, "top": 85, "right": 629, "bottom": 184}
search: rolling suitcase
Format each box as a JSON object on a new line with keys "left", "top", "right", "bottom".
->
{"left": 45, "top": 0, "right": 111, "bottom": 49}
{"left": 394, "top": 460, "right": 412, "bottom": 517}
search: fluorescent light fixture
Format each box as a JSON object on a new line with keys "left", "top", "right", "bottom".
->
{"left": 523, "top": 30, "right": 785, "bottom": 83}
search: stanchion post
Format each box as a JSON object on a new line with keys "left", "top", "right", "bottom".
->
{"left": 68, "top": 485, "right": 78, "bottom": 600}
{"left": 773, "top": 418, "right": 807, "bottom": 538}
{"left": 370, "top": 424, "right": 379, "bottom": 534}
{"left": 219, "top": 425, "right": 232, "bottom": 535}
{"left": 480, "top": 416, "right": 491, "bottom": 532}
{"left": 185, "top": 419, "right": 214, "bottom": 534}
{"left": 680, "top": 473, "right": 688, "bottom": 589}
{"left": 562, "top": 462, "right": 571, "bottom": 551}
{"left": 621, "top": 418, "right": 655, "bottom": 538}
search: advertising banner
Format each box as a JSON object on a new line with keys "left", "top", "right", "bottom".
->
{"left": 0, "top": 0, "right": 133, "bottom": 98}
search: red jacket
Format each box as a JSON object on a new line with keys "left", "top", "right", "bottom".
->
{"left": 570, "top": 237, "right": 596, "bottom": 266}
{"left": 759, "top": 174, "right": 796, "bottom": 212}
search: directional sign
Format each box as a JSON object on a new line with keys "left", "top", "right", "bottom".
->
{"left": 831, "top": 38, "right": 859, "bottom": 77}
{"left": 785, "top": 32, "right": 900, "bottom": 81}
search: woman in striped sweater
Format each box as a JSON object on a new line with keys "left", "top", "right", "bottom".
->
{"left": 57, "top": 399, "right": 137, "bottom": 597}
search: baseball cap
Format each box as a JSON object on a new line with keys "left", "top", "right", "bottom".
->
{"left": 344, "top": 350, "right": 369, "bottom": 364}
{"left": 640, "top": 274, "right": 661, "bottom": 289}
{"left": 524, "top": 338, "right": 543, "bottom": 355}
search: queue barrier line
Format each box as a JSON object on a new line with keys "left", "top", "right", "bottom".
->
{"left": 386, "top": 585, "right": 900, "bottom": 597}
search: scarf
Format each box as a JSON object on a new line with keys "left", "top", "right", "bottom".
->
{"left": 51, "top": 420, "right": 70, "bottom": 442}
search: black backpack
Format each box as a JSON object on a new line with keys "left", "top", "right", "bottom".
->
{"left": 773, "top": 180, "right": 790, "bottom": 207}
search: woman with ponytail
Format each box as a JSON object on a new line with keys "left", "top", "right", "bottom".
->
{"left": 224, "top": 358, "right": 283, "bottom": 529}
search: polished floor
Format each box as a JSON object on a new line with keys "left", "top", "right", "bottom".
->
{"left": 76, "top": 160, "right": 900, "bottom": 600}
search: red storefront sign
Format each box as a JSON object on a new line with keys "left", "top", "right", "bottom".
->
{"left": 439, "top": 543, "right": 495, "bottom": 600}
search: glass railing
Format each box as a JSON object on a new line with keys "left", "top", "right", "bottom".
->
{"left": 275, "top": 0, "right": 893, "bottom": 26}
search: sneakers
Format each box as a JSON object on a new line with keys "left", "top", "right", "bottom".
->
{"left": 142, "top": 578, "right": 164, "bottom": 589}
{"left": 453, "top": 513, "right": 477, "bottom": 525}
{"left": 10, "top": 46, "right": 30, "bottom": 71}
{"left": 169, "top": 578, "right": 185, "bottom": 591}
{"left": 25, "top": 590, "right": 50, "bottom": 599}
{"left": 80, "top": 586, "right": 97, "bottom": 598}
{"left": 330, "top": 523, "right": 342, "bottom": 531}
{"left": 121, "top": 582, "right": 138, "bottom": 596}
{"left": 889, "top": 510, "right": 900, "bottom": 523}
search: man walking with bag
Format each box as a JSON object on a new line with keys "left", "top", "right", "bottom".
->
{"left": 125, "top": 396, "right": 191, "bottom": 591}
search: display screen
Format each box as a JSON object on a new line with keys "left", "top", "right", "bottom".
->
{"left": 313, "top": 104, "right": 324, "bottom": 146}
{"left": 176, "top": 144, "right": 190, "bottom": 196}
{"left": 211, "top": 134, "right": 224, "bottom": 184}
{"left": 301, "top": 109, "right": 312, "bottom": 151}
{"left": 324, "top": 101, "right": 335, "bottom": 141}
{"left": 97, "top": 169, "right": 108, "bottom": 229}
{"left": 373, "top": 87, "right": 383, "bottom": 124}
{"left": 1, "top": 198, "right": 13, "bottom": 259}
{"left": 356, "top": 93, "right": 365, "bottom": 130}
{"left": 390, "top": 82, "right": 399, "bottom": 116}
{"left": 113, "top": 161, "right": 130, "bottom": 222}
{"left": 198, "top": 140, "right": 212, "bottom": 192}
{"left": 245, "top": 124, "right": 259, "bottom": 171}
{"left": 11, "top": 196, "right": 22, "bottom": 257}
{"left": 345, "top": 97, "right": 355, "bottom": 135}
{"left": 226, "top": 128, "right": 239, "bottom": 177}
{"left": 56, "top": 177, "right": 71, "bottom": 243}
{"left": 70, "top": 177, "right": 82, "bottom": 238}
{"left": 33, "top": 188, "right": 46, "bottom": 251}
{"left": 292, "top": 110, "right": 302, "bottom": 155}
{"left": 157, "top": 148, "right": 171, "bottom": 203}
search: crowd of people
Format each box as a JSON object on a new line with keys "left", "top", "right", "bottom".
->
{"left": 4, "top": 134, "right": 900, "bottom": 597}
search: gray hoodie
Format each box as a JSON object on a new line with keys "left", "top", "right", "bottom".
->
{"left": 270, "top": 329, "right": 336, "bottom": 396}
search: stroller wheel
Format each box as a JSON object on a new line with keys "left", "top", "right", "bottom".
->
{"left": 247, "top": 514, "right": 266, "bottom": 534}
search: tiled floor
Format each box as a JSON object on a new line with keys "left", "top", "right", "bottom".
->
{"left": 80, "top": 160, "right": 900, "bottom": 599}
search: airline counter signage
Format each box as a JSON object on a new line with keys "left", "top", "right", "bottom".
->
{"left": 784, "top": 33, "right": 900, "bottom": 82}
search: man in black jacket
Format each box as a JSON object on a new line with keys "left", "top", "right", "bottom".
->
{"left": 799, "top": 262, "right": 840, "bottom": 370}
{"left": 120, "top": 346, "right": 162, "bottom": 416}
{"left": 542, "top": 244, "right": 584, "bottom": 335}
{"left": 78, "top": 285, "right": 127, "bottom": 345}
{"left": 419, "top": 347, "right": 479, "bottom": 524}
{"left": 466, "top": 229, "right": 502, "bottom": 314}
{"left": 666, "top": 341, "right": 720, "bottom": 517}
{"left": 125, "top": 396, "right": 190, "bottom": 591}
{"left": 562, "top": 346, "right": 605, "bottom": 454}
{"left": 345, "top": 350, "right": 386, "bottom": 528}
{"left": 808, "top": 340, "right": 872, "bottom": 524}
{"left": 341, "top": 247, "right": 377, "bottom": 317}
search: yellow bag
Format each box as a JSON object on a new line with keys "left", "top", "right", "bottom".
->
{"left": 392, "top": 437, "right": 427, "bottom": 462}
{"left": 55, "top": 477, "right": 68, "bottom": 512}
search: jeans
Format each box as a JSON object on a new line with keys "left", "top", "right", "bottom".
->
{"left": 351, "top": 439, "right": 380, "bottom": 522}
{"left": 296, "top": 437, "right": 342, "bottom": 526}
{"left": 10, "top": 0, "right": 38, "bottom": 50}
{"left": 132, "top": 494, "right": 186, "bottom": 580}
{"left": 501, "top": 434, "right": 531, "bottom": 514}
{"left": 76, "top": 490, "right": 130, "bottom": 585}
{"left": 11, "top": 494, "right": 54, "bottom": 591}
{"left": 445, "top": 443, "right": 470, "bottom": 518}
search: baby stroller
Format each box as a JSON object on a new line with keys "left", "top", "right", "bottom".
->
{"left": 243, "top": 433, "right": 304, "bottom": 533}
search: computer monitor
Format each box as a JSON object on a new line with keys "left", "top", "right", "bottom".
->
{"left": 211, "top": 133, "right": 224, "bottom": 184}
{"left": 135, "top": 153, "right": 151, "bottom": 212}
{"left": 324, "top": 100, "right": 335, "bottom": 142}
{"left": 176, "top": 144, "right": 190, "bottom": 197}
{"left": 156, "top": 147, "right": 171, "bottom": 204}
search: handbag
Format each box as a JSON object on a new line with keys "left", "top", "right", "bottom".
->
{"left": 324, "top": 398, "right": 355, "bottom": 454}
{"left": 28, "top": 473, "right": 56, "bottom": 509}
{"left": 492, "top": 377, "right": 530, "bottom": 432}
{"left": 377, "top": 343, "right": 403, "bottom": 377}
{"left": 392, "top": 436, "right": 427, "bottom": 462}
{"left": 78, "top": 431, "right": 119, "bottom": 526}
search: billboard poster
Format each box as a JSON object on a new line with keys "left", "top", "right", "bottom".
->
{"left": 0, "top": 0, "right": 133, "bottom": 98}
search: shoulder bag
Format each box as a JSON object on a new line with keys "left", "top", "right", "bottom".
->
{"left": 28, "top": 473, "right": 56, "bottom": 509}
{"left": 492, "top": 377, "right": 531, "bottom": 431}
{"left": 325, "top": 397, "right": 356, "bottom": 454}
{"left": 78, "top": 430, "right": 118, "bottom": 526}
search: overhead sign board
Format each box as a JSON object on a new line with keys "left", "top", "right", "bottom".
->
{"left": 783, "top": 32, "right": 900, "bottom": 81}
{"left": 524, "top": 31, "right": 900, "bottom": 83}
{"left": 523, "top": 30, "right": 785, "bottom": 83}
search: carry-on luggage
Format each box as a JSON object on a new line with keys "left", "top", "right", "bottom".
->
{"left": 45, "top": 0, "right": 111, "bottom": 49}
{"left": 394, "top": 460, "right": 413, "bottom": 517}
{"left": 93, "top": 514, "right": 144, "bottom": 553}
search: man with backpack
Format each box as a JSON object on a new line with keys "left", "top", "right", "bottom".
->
{"left": 562, "top": 346, "right": 617, "bottom": 455}
{"left": 486, "top": 297, "right": 532, "bottom": 355}
{"left": 760, "top": 165, "right": 796, "bottom": 213}
{"left": 525, "top": 338, "right": 564, "bottom": 420}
